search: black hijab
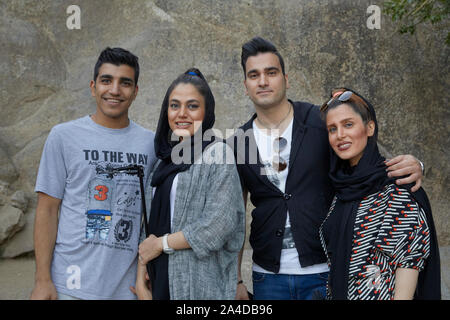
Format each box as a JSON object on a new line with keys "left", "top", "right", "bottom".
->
{"left": 148, "top": 68, "right": 216, "bottom": 300}
{"left": 322, "top": 88, "right": 440, "bottom": 300}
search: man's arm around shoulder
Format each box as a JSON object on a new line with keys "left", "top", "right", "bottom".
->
{"left": 30, "top": 192, "right": 61, "bottom": 300}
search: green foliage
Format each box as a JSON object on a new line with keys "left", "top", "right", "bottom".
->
{"left": 383, "top": 0, "right": 450, "bottom": 45}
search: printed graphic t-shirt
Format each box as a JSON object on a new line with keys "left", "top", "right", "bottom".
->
{"left": 35, "top": 115, "right": 156, "bottom": 299}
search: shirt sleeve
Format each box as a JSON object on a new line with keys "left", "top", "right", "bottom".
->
{"left": 34, "top": 127, "right": 67, "bottom": 199}
{"left": 396, "top": 203, "right": 431, "bottom": 271}
{"left": 378, "top": 187, "right": 431, "bottom": 272}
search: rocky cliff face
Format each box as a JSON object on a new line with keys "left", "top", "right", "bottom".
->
{"left": 0, "top": 0, "right": 448, "bottom": 257}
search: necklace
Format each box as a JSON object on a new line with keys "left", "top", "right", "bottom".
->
{"left": 256, "top": 103, "right": 292, "bottom": 130}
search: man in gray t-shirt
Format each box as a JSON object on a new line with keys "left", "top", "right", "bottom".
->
{"left": 31, "top": 47, "right": 156, "bottom": 300}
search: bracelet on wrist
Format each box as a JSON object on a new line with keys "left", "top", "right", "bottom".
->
{"left": 419, "top": 160, "right": 425, "bottom": 176}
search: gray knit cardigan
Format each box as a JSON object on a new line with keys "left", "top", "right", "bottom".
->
{"left": 143, "top": 141, "right": 246, "bottom": 300}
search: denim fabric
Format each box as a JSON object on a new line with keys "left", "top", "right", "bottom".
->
{"left": 85, "top": 214, "right": 112, "bottom": 240}
{"left": 252, "top": 271, "right": 328, "bottom": 300}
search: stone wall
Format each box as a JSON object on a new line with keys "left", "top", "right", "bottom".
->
{"left": 0, "top": 0, "right": 448, "bottom": 257}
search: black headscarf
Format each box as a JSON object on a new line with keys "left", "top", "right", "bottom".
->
{"left": 148, "top": 68, "right": 216, "bottom": 300}
{"left": 322, "top": 88, "right": 440, "bottom": 300}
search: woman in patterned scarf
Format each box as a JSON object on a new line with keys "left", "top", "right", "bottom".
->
{"left": 318, "top": 88, "right": 440, "bottom": 300}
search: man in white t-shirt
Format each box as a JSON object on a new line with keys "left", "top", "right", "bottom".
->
{"left": 30, "top": 47, "right": 156, "bottom": 300}
{"left": 233, "top": 37, "right": 425, "bottom": 300}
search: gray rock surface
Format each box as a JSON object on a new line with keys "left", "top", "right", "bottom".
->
{"left": 1, "top": 209, "right": 34, "bottom": 258}
{"left": 0, "top": 204, "right": 24, "bottom": 244}
{"left": 10, "top": 190, "right": 28, "bottom": 212}
{"left": 0, "top": 147, "right": 18, "bottom": 184}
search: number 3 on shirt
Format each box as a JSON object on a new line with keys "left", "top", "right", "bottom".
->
{"left": 94, "top": 185, "right": 109, "bottom": 201}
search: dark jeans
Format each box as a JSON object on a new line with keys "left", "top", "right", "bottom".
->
{"left": 252, "top": 271, "right": 328, "bottom": 300}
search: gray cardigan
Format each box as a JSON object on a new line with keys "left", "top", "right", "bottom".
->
{"left": 144, "top": 141, "right": 245, "bottom": 300}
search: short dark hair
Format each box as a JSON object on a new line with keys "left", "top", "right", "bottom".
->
{"left": 241, "top": 37, "right": 286, "bottom": 77}
{"left": 93, "top": 47, "right": 140, "bottom": 85}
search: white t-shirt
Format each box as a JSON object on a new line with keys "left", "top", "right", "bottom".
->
{"left": 252, "top": 119, "right": 329, "bottom": 275}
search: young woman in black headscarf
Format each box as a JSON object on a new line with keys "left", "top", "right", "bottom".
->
{"left": 318, "top": 88, "right": 440, "bottom": 300}
{"left": 134, "top": 68, "right": 245, "bottom": 300}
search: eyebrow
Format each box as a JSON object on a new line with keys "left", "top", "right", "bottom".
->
{"left": 99, "top": 74, "right": 134, "bottom": 84}
{"left": 170, "top": 99, "right": 200, "bottom": 104}
{"left": 247, "top": 66, "right": 279, "bottom": 75}
{"left": 326, "top": 117, "right": 355, "bottom": 126}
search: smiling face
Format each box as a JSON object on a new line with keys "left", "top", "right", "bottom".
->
{"left": 243, "top": 52, "right": 289, "bottom": 110}
{"left": 90, "top": 63, "right": 138, "bottom": 128}
{"left": 326, "top": 104, "right": 375, "bottom": 166}
{"left": 167, "top": 83, "right": 206, "bottom": 138}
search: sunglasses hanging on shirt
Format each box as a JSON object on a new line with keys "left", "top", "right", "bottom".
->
{"left": 272, "top": 136, "right": 288, "bottom": 172}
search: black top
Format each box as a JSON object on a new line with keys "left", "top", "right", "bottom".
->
{"left": 229, "top": 100, "right": 334, "bottom": 272}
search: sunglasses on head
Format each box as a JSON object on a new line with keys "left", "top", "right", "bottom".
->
{"left": 320, "top": 89, "right": 370, "bottom": 115}
{"left": 320, "top": 90, "right": 353, "bottom": 113}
